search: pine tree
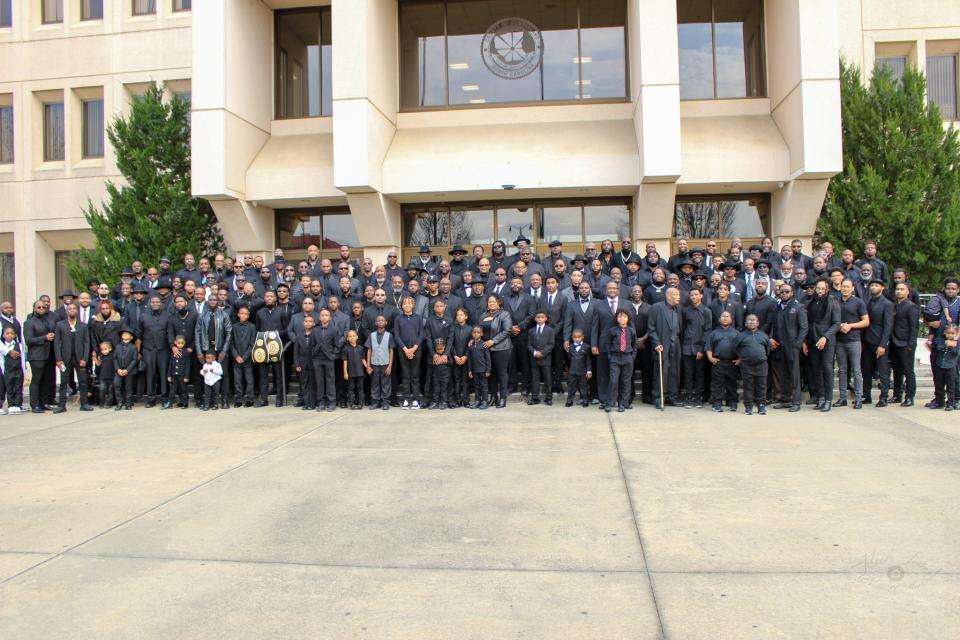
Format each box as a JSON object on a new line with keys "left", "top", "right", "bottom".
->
{"left": 817, "top": 61, "right": 960, "bottom": 292}
{"left": 70, "top": 83, "right": 224, "bottom": 285}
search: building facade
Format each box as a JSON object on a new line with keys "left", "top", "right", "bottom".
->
{"left": 1, "top": 0, "right": 959, "bottom": 316}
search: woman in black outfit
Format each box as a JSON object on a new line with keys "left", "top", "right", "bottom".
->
{"left": 479, "top": 294, "right": 513, "bottom": 408}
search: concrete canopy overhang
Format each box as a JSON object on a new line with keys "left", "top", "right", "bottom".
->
{"left": 245, "top": 132, "right": 345, "bottom": 208}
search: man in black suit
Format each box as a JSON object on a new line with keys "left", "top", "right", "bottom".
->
{"left": 505, "top": 276, "right": 536, "bottom": 394}
{"left": 540, "top": 275, "right": 568, "bottom": 393}
{"left": 527, "top": 311, "right": 556, "bottom": 405}
{"left": 53, "top": 302, "right": 93, "bottom": 412}
{"left": 647, "top": 287, "right": 682, "bottom": 409}
{"left": 862, "top": 278, "right": 894, "bottom": 406}
{"left": 24, "top": 301, "right": 57, "bottom": 413}
{"left": 890, "top": 281, "right": 919, "bottom": 406}
{"left": 804, "top": 279, "right": 841, "bottom": 411}
{"left": 592, "top": 281, "right": 632, "bottom": 410}
{"left": 771, "top": 284, "right": 808, "bottom": 411}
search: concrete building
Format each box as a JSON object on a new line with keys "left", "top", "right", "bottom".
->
{"left": 1, "top": 0, "right": 959, "bottom": 316}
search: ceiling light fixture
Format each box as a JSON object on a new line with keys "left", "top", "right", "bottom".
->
{"left": 572, "top": 57, "right": 592, "bottom": 64}
{"left": 462, "top": 85, "right": 480, "bottom": 91}
{"left": 469, "top": 98, "right": 486, "bottom": 104}
{"left": 575, "top": 79, "right": 592, "bottom": 86}
{"left": 449, "top": 63, "right": 470, "bottom": 70}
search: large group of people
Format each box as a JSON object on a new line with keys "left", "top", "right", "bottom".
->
{"left": 0, "top": 235, "right": 957, "bottom": 417}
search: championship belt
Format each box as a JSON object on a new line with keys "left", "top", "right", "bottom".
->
{"left": 253, "top": 331, "right": 284, "bottom": 364}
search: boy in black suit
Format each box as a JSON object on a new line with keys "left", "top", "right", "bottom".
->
{"left": 527, "top": 310, "right": 555, "bottom": 405}
{"left": 113, "top": 328, "right": 139, "bottom": 410}
{"left": 467, "top": 325, "right": 491, "bottom": 410}
{"left": 565, "top": 328, "right": 592, "bottom": 407}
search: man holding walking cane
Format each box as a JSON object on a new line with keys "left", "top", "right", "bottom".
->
{"left": 647, "top": 287, "right": 682, "bottom": 410}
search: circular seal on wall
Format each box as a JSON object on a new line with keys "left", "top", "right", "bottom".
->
{"left": 481, "top": 17, "right": 544, "bottom": 80}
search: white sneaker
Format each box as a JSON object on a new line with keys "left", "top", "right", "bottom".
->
{"left": 8, "top": 406, "right": 21, "bottom": 415}
{"left": 0, "top": 408, "right": 6, "bottom": 415}
{"left": 402, "top": 400, "right": 409, "bottom": 410}
{"left": 411, "top": 400, "right": 420, "bottom": 410}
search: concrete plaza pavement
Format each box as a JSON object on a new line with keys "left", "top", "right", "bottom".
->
{"left": 0, "top": 400, "right": 957, "bottom": 639}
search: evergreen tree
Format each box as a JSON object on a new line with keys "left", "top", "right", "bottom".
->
{"left": 70, "top": 83, "right": 224, "bottom": 285}
{"left": 818, "top": 60, "right": 960, "bottom": 291}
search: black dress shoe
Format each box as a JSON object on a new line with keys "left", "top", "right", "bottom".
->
{"left": 145, "top": 400, "right": 157, "bottom": 408}
{"left": 832, "top": 398, "right": 847, "bottom": 407}
{"left": 497, "top": 399, "right": 506, "bottom": 409}
{"left": 773, "top": 402, "right": 791, "bottom": 409}
{"left": 925, "top": 400, "right": 942, "bottom": 409}
{"left": 901, "top": 399, "right": 914, "bottom": 407}
{"left": 80, "top": 404, "right": 94, "bottom": 411}
{"left": 544, "top": 398, "right": 552, "bottom": 406}
{"left": 565, "top": 401, "right": 574, "bottom": 407}
{"left": 853, "top": 401, "right": 863, "bottom": 410}
{"left": 254, "top": 400, "right": 267, "bottom": 408}
{"left": 32, "top": 407, "right": 45, "bottom": 414}
{"left": 244, "top": 400, "right": 254, "bottom": 408}
{"left": 234, "top": 401, "right": 243, "bottom": 408}
{"left": 527, "top": 398, "right": 540, "bottom": 405}
{"left": 806, "top": 397, "right": 820, "bottom": 405}
{"left": 788, "top": 404, "right": 800, "bottom": 412}
{"left": 820, "top": 403, "right": 831, "bottom": 412}
{"left": 52, "top": 406, "right": 66, "bottom": 414}
{"left": 875, "top": 398, "right": 888, "bottom": 408}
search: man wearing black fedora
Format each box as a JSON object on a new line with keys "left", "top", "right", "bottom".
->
{"left": 415, "top": 245, "right": 438, "bottom": 275}
{"left": 448, "top": 245, "right": 469, "bottom": 276}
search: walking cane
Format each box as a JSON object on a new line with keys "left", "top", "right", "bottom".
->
{"left": 658, "top": 348, "right": 665, "bottom": 411}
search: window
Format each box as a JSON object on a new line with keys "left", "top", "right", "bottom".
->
{"left": 132, "top": 0, "right": 155, "bottom": 16}
{"left": 277, "top": 209, "right": 359, "bottom": 250}
{"left": 1, "top": 0, "right": 11, "bottom": 28}
{"left": 875, "top": 56, "right": 907, "bottom": 82}
{"left": 81, "top": 0, "right": 103, "bottom": 20}
{"left": 678, "top": 0, "right": 765, "bottom": 100}
{"left": 275, "top": 7, "right": 332, "bottom": 118}
{"left": 55, "top": 251, "right": 80, "bottom": 303}
{"left": 400, "top": 0, "right": 627, "bottom": 109}
{"left": 41, "top": 0, "right": 63, "bottom": 24}
{"left": 0, "top": 253, "right": 13, "bottom": 305}
{"left": 173, "top": 0, "right": 191, "bottom": 11}
{"left": 82, "top": 99, "right": 104, "bottom": 158}
{"left": 0, "top": 103, "right": 12, "bottom": 164}
{"left": 403, "top": 199, "right": 632, "bottom": 250}
{"left": 927, "top": 54, "right": 958, "bottom": 120}
{"left": 673, "top": 196, "right": 769, "bottom": 239}
{"left": 43, "top": 101, "right": 65, "bottom": 162}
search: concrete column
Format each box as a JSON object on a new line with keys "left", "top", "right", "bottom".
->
{"left": 770, "top": 179, "right": 830, "bottom": 248}
{"left": 209, "top": 200, "right": 275, "bottom": 255}
{"left": 633, "top": 183, "right": 677, "bottom": 247}
{"left": 15, "top": 227, "right": 55, "bottom": 317}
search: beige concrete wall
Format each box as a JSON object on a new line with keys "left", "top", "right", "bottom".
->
{"left": 0, "top": 0, "right": 192, "bottom": 317}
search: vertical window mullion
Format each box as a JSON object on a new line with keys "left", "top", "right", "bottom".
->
{"left": 443, "top": 0, "right": 450, "bottom": 107}
{"left": 576, "top": 0, "right": 583, "bottom": 100}
{"left": 710, "top": 0, "right": 718, "bottom": 99}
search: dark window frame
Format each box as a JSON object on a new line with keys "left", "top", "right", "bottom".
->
{"left": 132, "top": 0, "right": 156, "bottom": 17}
{"left": 672, "top": 193, "right": 771, "bottom": 240}
{"left": 41, "top": 0, "right": 63, "bottom": 24}
{"left": 677, "top": 0, "right": 767, "bottom": 101}
{"left": 42, "top": 101, "right": 65, "bottom": 163}
{"left": 275, "top": 207, "right": 361, "bottom": 251}
{"left": 0, "top": 104, "right": 12, "bottom": 164}
{"left": 274, "top": 7, "right": 333, "bottom": 120}
{"left": 398, "top": 0, "right": 631, "bottom": 111}
{"left": 173, "top": 0, "right": 191, "bottom": 12}
{"left": 927, "top": 53, "right": 958, "bottom": 121}
{"left": 81, "top": 98, "right": 104, "bottom": 159}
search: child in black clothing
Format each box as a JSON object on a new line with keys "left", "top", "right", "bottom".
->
{"left": 429, "top": 338, "right": 451, "bottom": 410}
{"left": 467, "top": 325, "right": 491, "bottom": 410}
{"left": 341, "top": 329, "right": 367, "bottom": 410}
{"left": 935, "top": 324, "right": 959, "bottom": 411}
{"left": 364, "top": 315, "right": 393, "bottom": 411}
{"left": 450, "top": 308, "right": 472, "bottom": 408}
{"left": 231, "top": 306, "right": 256, "bottom": 407}
{"left": 164, "top": 335, "right": 192, "bottom": 409}
{"left": 97, "top": 342, "right": 116, "bottom": 409}
{"left": 565, "top": 328, "right": 592, "bottom": 407}
{"left": 0, "top": 326, "right": 25, "bottom": 414}
{"left": 294, "top": 315, "right": 316, "bottom": 410}
{"left": 311, "top": 308, "right": 341, "bottom": 412}
{"left": 606, "top": 309, "right": 637, "bottom": 413}
{"left": 736, "top": 314, "right": 771, "bottom": 415}
{"left": 113, "top": 328, "right": 138, "bottom": 411}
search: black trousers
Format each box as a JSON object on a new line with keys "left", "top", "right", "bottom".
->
{"left": 203, "top": 381, "right": 221, "bottom": 405}
{"left": 259, "top": 361, "right": 284, "bottom": 403}
{"left": 430, "top": 366, "right": 450, "bottom": 404}
{"left": 551, "top": 332, "right": 566, "bottom": 390}
{"left": 142, "top": 349, "right": 168, "bottom": 402}
{"left": 807, "top": 342, "right": 836, "bottom": 402}
{"left": 681, "top": 353, "right": 706, "bottom": 403}
{"left": 510, "top": 334, "right": 531, "bottom": 392}
{"left": 710, "top": 360, "right": 738, "bottom": 406}
{"left": 567, "top": 373, "right": 588, "bottom": 403}
{"left": 57, "top": 359, "right": 89, "bottom": 407}
{"left": 28, "top": 360, "right": 52, "bottom": 409}
{"left": 940, "top": 366, "right": 958, "bottom": 406}
{"left": 399, "top": 350, "right": 422, "bottom": 403}
{"left": 609, "top": 352, "right": 635, "bottom": 407}
{"left": 490, "top": 349, "right": 511, "bottom": 401}
{"left": 168, "top": 377, "right": 189, "bottom": 405}
{"left": 930, "top": 350, "right": 945, "bottom": 404}
{"left": 298, "top": 363, "right": 315, "bottom": 407}
{"left": 312, "top": 359, "right": 336, "bottom": 404}
{"left": 98, "top": 379, "right": 115, "bottom": 407}
{"left": 635, "top": 346, "right": 653, "bottom": 403}
{"left": 861, "top": 344, "right": 890, "bottom": 400}
{"left": 596, "top": 351, "right": 613, "bottom": 405}
{"left": 471, "top": 372, "right": 489, "bottom": 402}
{"left": 370, "top": 364, "right": 391, "bottom": 405}
{"left": 452, "top": 363, "right": 469, "bottom": 404}
{"left": 741, "top": 360, "right": 768, "bottom": 408}
{"left": 653, "top": 343, "right": 680, "bottom": 404}
{"left": 113, "top": 373, "right": 134, "bottom": 406}
{"left": 1, "top": 370, "right": 23, "bottom": 407}
{"left": 346, "top": 376, "right": 364, "bottom": 405}
{"left": 233, "top": 360, "right": 255, "bottom": 401}
{"left": 43, "top": 355, "right": 56, "bottom": 404}
{"left": 772, "top": 347, "right": 801, "bottom": 405}
{"left": 530, "top": 360, "right": 552, "bottom": 400}
{"left": 890, "top": 343, "right": 916, "bottom": 400}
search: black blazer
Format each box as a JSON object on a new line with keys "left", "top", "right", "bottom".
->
{"left": 527, "top": 324, "right": 555, "bottom": 360}
{"left": 592, "top": 298, "right": 634, "bottom": 353}
{"left": 773, "top": 299, "right": 809, "bottom": 352}
{"left": 864, "top": 294, "right": 894, "bottom": 347}
{"left": 646, "top": 302, "right": 682, "bottom": 350}
{"left": 567, "top": 341, "right": 592, "bottom": 375}
{"left": 606, "top": 325, "right": 638, "bottom": 356}
{"left": 563, "top": 296, "right": 599, "bottom": 343}
{"left": 891, "top": 299, "right": 919, "bottom": 347}
{"left": 24, "top": 313, "right": 56, "bottom": 362}
{"left": 504, "top": 292, "right": 536, "bottom": 332}
{"left": 537, "top": 291, "right": 568, "bottom": 329}
{"left": 54, "top": 319, "right": 92, "bottom": 363}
